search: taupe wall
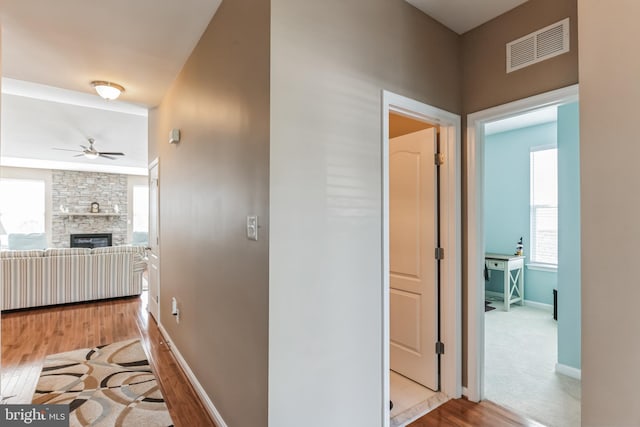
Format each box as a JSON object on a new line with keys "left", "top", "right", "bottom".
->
{"left": 269, "top": 1, "right": 460, "bottom": 425}
{"left": 459, "top": 0, "right": 579, "bottom": 385}
{"left": 579, "top": 0, "right": 640, "bottom": 424}
{"left": 146, "top": 0, "right": 587, "bottom": 423}
{"left": 462, "top": 0, "right": 578, "bottom": 114}
{"left": 149, "top": 0, "right": 270, "bottom": 425}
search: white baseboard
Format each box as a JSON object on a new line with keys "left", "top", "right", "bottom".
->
{"left": 461, "top": 386, "right": 469, "bottom": 398}
{"left": 485, "top": 291, "right": 553, "bottom": 312}
{"left": 523, "top": 299, "right": 553, "bottom": 312}
{"left": 157, "top": 323, "right": 228, "bottom": 427}
{"left": 555, "top": 363, "right": 581, "bottom": 380}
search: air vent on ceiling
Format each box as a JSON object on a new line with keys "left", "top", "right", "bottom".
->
{"left": 506, "top": 18, "right": 569, "bottom": 73}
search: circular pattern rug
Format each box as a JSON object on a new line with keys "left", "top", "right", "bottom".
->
{"left": 33, "top": 339, "right": 174, "bottom": 427}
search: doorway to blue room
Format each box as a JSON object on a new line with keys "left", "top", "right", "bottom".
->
{"left": 466, "top": 85, "right": 581, "bottom": 427}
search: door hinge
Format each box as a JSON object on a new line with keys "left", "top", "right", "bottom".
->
{"left": 434, "top": 152, "right": 444, "bottom": 166}
{"left": 435, "top": 247, "right": 444, "bottom": 260}
{"left": 436, "top": 341, "right": 445, "bottom": 355}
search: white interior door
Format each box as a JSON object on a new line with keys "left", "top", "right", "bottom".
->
{"left": 389, "top": 128, "right": 438, "bottom": 390}
{"left": 148, "top": 160, "right": 160, "bottom": 322}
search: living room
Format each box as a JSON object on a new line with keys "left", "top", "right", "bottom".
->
{"left": 0, "top": 80, "right": 151, "bottom": 300}
{"left": 0, "top": 1, "right": 222, "bottom": 424}
{"left": 0, "top": 71, "right": 214, "bottom": 423}
{"left": 0, "top": 78, "right": 174, "bottom": 422}
{"left": 0, "top": 77, "right": 149, "bottom": 245}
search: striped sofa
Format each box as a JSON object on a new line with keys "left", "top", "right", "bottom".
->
{"left": 0, "top": 246, "right": 146, "bottom": 311}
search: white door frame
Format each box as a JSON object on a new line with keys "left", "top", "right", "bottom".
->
{"left": 382, "top": 90, "right": 461, "bottom": 425}
{"left": 465, "top": 84, "right": 579, "bottom": 402}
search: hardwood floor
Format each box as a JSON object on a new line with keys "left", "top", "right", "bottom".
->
{"left": 2, "top": 294, "right": 545, "bottom": 427}
{"left": 409, "top": 397, "right": 546, "bottom": 427}
{"left": 1, "top": 292, "right": 216, "bottom": 427}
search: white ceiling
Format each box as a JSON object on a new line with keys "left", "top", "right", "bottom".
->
{"left": 406, "top": 0, "right": 529, "bottom": 34}
{"left": 485, "top": 105, "right": 557, "bottom": 135}
{"left": 0, "top": 0, "right": 222, "bottom": 175}
{"left": 1, "top": 78, "right": 148, "bottom": 175}
{"left": 0, "top": 0, "right": 222, "bottom": 107}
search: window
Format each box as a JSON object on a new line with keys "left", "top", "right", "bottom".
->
{"left": 132, "top": 185, "right": 149, "bottom": 232}
{"left": 0, "top": 179, "right": 46, "bottom": 248}
{"left": 530, "top": 148, "right": 558, "bottom": 266}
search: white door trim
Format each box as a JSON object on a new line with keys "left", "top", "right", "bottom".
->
{"left": 382, "top": 90, "right": 461, "bottom": 426}
{"left": 465, "top": 84, "right": 579, "bottom": 402}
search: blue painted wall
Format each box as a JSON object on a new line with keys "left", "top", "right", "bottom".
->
{"left": 557, "top": 101, "right": 581, "bottom": 370}
{"left": 484, "top": 122, "right": 557, "bottom": 305}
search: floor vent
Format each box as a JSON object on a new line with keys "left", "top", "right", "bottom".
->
{"left": 506, "top": 18, "right": 569, "bottom": 73}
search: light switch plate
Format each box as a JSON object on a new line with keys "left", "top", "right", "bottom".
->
{"left": 247, "top": 215, "right": 258, "bottom": 241}
{"left": 169, "top": 128, "right": 180, "bottom": 144}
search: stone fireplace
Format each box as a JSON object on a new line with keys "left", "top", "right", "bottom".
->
{"left": 52, "top": 170, "right": 128, "bottom": 247}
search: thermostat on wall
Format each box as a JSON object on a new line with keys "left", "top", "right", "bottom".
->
{"left": 169, "top": 129, "right": 181, "bottom": 144}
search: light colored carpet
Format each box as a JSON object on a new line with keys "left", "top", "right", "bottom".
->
{"left": 33, "top": 339, "right": 173, "bottom": 427}
{"left": 485, "top": 304, "right": 581, "bottom": 427}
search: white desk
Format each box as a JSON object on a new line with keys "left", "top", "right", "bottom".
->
{"left": 485, "top": 253, "right": 525, "bottom": 311}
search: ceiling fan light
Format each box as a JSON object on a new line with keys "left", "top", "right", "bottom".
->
{"left": 91, "top": 81, "right": 125, "bottom": 100}
{"left": 84, "top": 152, "right": 99, "bottom": 159}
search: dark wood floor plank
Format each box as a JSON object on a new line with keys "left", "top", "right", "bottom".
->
{"left": 1, "top": 293, "right": 215, "bottom": 427}
{"left": 409, "top": 397, "right": 546, "bottom": 427}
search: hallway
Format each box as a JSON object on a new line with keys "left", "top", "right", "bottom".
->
{"left": 1, "top": 293, "right": 215, "bottom": 426}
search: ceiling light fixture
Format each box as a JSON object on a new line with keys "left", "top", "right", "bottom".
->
{"left": 91, "top": 80, "right": 125, "bottom": 100}
{"left": 84, "top": 151, "right": 99, "bottom": 160}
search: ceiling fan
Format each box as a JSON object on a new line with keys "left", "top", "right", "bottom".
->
{"left": 53, "top": 138, "right": 125, "bottom": 160}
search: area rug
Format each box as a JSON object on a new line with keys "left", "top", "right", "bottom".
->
{"left": 485, "top": 301, "right": 496, "bottom": 312}
{"left": 33, "top": 339, "right": 174, "bottom": 427}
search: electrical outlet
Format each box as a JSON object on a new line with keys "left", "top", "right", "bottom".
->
{"left": 171, "top": 297, "right": 180, "bottom": 324}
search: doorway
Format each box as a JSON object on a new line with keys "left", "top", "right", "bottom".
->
{"left": 148, "top": 158, "right": 160, "bottom": 322}
{"left": 466, "top": 85, "right": 581, "bottom": 425}
{"left": 388, "top": 120, "right": 439, "bottom": 426}
{"left": 381, "top": 91, "right": 461, "bottom": 427}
